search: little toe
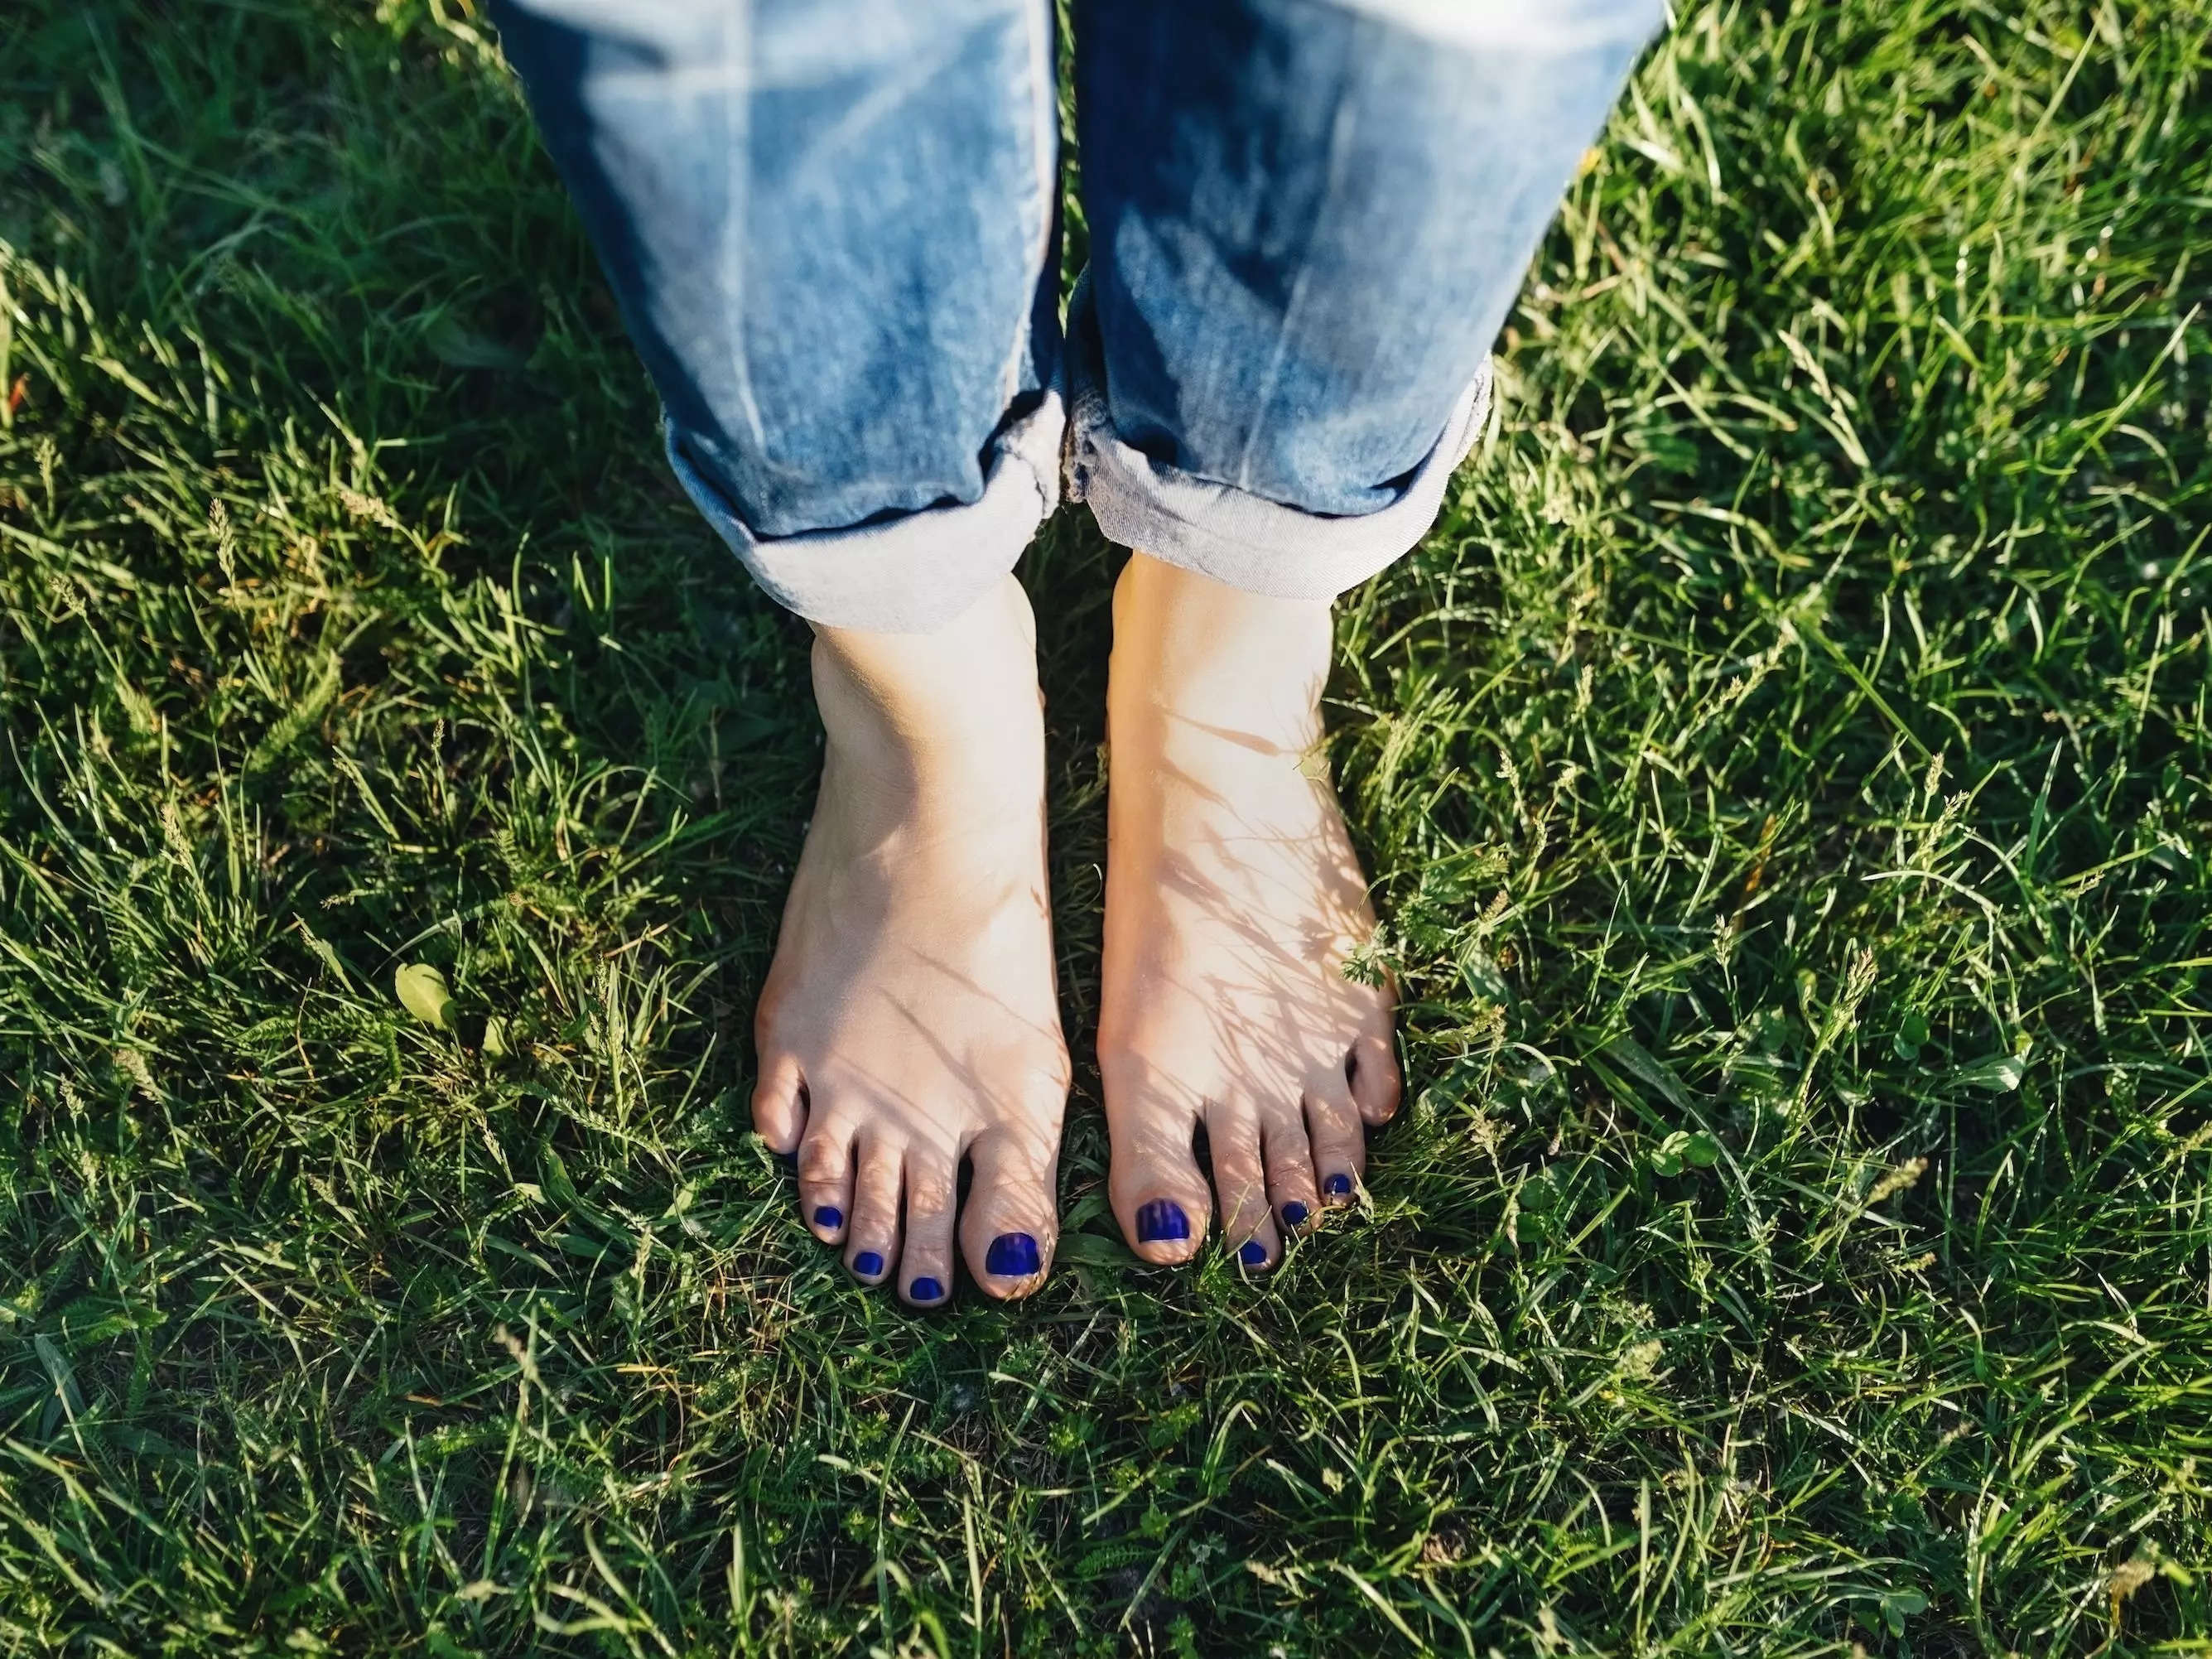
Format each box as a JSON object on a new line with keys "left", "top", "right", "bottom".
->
{"left": 899, "top": 1150, "right": 958, "bottom": 1309}
{"left": 1261, "top": 1107, "right": 1323, "bottom": 1237}
{"left": 1347, "top": 1032, "right": 1402, "bottom": 1126}
{"left": 1304, "top": 1084, "right": 1366, "bottom": 1207}
{"left": 751, "top": 1056, "right": 808, "bottom": 1156}
{"left": 844, "top": 1136, "right": 904, "bottom": 1284}
{"left": 959, "top": 1131, "right": 1058, "bottom": 1300}
{"left": 1204, "top": 1097, "right": 1277, "bottom": 1269}
{"left": 797, "top": 1116, "right": 857, "bottom": 1243}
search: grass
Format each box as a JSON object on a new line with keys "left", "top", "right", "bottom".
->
{"left": 2, "top": 0, "right": 2210, "bottom": 1652}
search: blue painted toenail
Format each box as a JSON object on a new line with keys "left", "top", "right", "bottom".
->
{"left": 853, "top": 1251, "right": 884, "bottom": 1277}
{"left": 990, "top": 1238, "right": 1039, "bottom": 1282}
{"left": 1281, "top": 1201, "right": 1309, "bottom": 1227}
{"left": 1323, "top": 1174, "right": 1353, "bottom": 1198}
{"left": 986, "top": 1232, "right": 1041, "bottom": 1276}
{"left": 1136, "top": 1200, "right": 1190, "bottom": 1243}
{"left": 813, "top": 1205, "right": 842, "bottom": 1230}
{"left": 1239, "top": 1240, "right": 1268, "bottom": 1266}
{"left": 909, "top": 1277, "right": 945, "bottom": 1303}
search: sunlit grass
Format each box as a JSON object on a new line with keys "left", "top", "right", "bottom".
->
{"left": 1, "top": 0, "right": 2208, "bottom": 1652}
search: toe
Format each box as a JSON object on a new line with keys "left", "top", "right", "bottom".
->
{"left": 899, "top": 1149, "right": 957, "bottom": 1309}
{"left": 1260, "top": 1106, "right": 1323, "bottom": 1237}
{"left": 1347, "top": 1031, "right": 1402, "bottom": 1126}
{"left": 959, "top": 1131, "right": 1058, "bottom": 1300}
{"left": 1204, "top": 1097, "right": 1276, "bottom": 1269}
{"left": 752, "top": 1056, "right": 808, "bottom": 1155}
{"left": 844, "top": 1134, "right": 903, "bottom": 1284}
{"left": 1106, "top": 1074, "right": 1211, "bottom": 1266}
{"left": 797, "top": 1116, "right": 856, "bottom": 1244}
{"left": 1304, "top": 1083, "right": 1366, "bottom": 1207}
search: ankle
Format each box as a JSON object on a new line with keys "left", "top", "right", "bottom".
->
{"left": 810, "top": 575, "right": 1045, "bottom": 802}
{"left": 1110, "top": 552, "right": 1333, "bottom": 745}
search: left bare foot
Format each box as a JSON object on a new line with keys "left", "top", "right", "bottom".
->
{"left": 1096, "top": 552, "right": 1400, "bottom": 1271}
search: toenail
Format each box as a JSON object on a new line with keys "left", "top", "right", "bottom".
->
{"left": 1136, "top": 1199, "right": 1190, "bottom": 1243}
{"left": 853, "top": 1251, "right": 884, "bottom": 1277}
{"left": 909, "top": 1276, "right": 945, "bottom": 1303}
{"left": 1238, "top": 1239, "right": 1268, "bottom": 1267}
{"left": 986, "top": 1232, "right": 1042, "bottom": 1277}
{"left": 1280, "top": 1200, "right": 1309, "bottom": 1227}
{"left": 1323, "top": 1174, "right": 1353, "bottom": 1199}
{"left": 813, "top": 1205, "right": 843, "bottom": 1230}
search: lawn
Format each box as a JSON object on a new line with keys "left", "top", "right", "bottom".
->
{"left": 2, "top": 0, "right": 2209, "bottom": 1652}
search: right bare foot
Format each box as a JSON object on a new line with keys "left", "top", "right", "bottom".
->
{"left": 749, "top": 576, "right": 1070, "bottom": 1305}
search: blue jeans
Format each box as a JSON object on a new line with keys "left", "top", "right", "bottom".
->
{"left": 491, "top": 0, "right": 1662, "bottom": 630}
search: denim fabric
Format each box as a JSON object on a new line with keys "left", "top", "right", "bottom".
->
{"left": 493, "top": 0, "right": 1662, "bottom": 629}
{"left": 1067, "top": 0, "right": 1662, "bottom": 597}
{"left": 1065, "top": 275, "right": 1494, "bottom": 604}
{"left": 490, "top": 0, "right": 1062, "bottom": 629}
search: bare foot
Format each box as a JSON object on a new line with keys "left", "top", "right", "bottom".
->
{"left": 750, "top": 576, "right": 1070, "bottom": 1304}
{"left": 1098, "top": 552, "right": 1401, "bottom": 1269}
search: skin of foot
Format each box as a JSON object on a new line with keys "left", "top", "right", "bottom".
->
{"left": 1098, "top": 552, "right": 1401, "bottom": 1270}
{"left": 749, "top": 575, "right": 1070, "bottom": 1305}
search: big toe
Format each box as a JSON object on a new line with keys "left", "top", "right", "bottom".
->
{"left": 1105, "top": 1068, "right": 1212, "bottom": 1266}
{"left": 958, "top": 1131, "right": 1058, "bottom": 1300}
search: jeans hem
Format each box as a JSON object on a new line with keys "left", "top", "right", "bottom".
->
{"left": 1063, "top": 282, "right": 1492, "bottom": 603}
{"left": 664, "top": 386, "right": 1064, "bottom": 634}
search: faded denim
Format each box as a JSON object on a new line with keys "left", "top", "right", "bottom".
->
{"left": 492, "top": 0, "right": 1664, "bottom": 630}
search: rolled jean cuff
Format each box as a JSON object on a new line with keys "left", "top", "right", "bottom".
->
{"left": 1064, "top": 292, "right": 1492, "bottom": 603}
{"left": 663, "top": 388, "right": 1065, "bottom": 634}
